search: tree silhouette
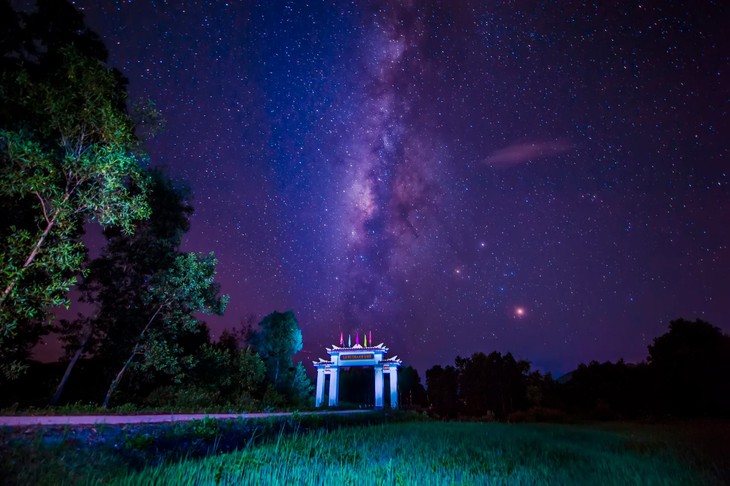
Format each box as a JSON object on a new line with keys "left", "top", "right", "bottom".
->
{"left": 425, "top": 365, "right": 459, "bottom": 419}
{"left": 398, "top": 365, "right": 427, "bottom": 408}
{"left": 52, "top": 170, "right": 192, "bottom": 405}
{"left": 648, "top": 318, "right": 730, "bottom": 416}
{"left": 456, "top": 351, "right": 530, "bottom": 418}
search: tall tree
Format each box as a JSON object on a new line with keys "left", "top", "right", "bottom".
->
{"left": 398, "top": 365, "right": 426, "bottom": 408}
{"left": 456, "top": 351, "right": 530, "bottom": 418}
{"left": 560, "top": 360, "right": 653, "bottom": 419}
{"left": 0, "top": 47, "right": 151, "bottom": 332}
{"left": 289, "top": 361, "right": 314, "bottom": 407}
{"left": 0, "top": 1, "right": 151, "bottom": 378}
{"left": 103, "top": 252, "right": 228, "bottom": 408}
{"left": 425, "top": 365, "right": 459, "bottom": 419}
{"left": 147, "top": 342, "right": 266, "bottom": 410}
{"left": 648, "top": 318, "right": 730, "bottom": 416}
{"left": 250, "top": 310, "right": 305, "bottom": 395}
{"left": 51, "top": 170, "right": 192, "bottom": 404}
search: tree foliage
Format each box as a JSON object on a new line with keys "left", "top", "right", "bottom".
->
{"left": 456, "top": 351, "right": 530, "bottom": 418}
{"left": 0, "top": 1, "right": 151, "bottom": 360}
{"left": 648, "top": 318, "right": 730, "bottom": 416}
{"left": 426, "top": 352, "right": 536, "bottom": 419}
{"left": 560, "top": 360, "right": 653, "bottom": 419}
{"left": 250, "top": 311, "right": 303, "bottom": 389}
{"left": 145, "top": 341, "right": 266, "bottom": 410}
{"left": 289, "top": 361, "right": 314, "bottom": 407}
{"left": 103, "top": 252, "right": 228, "bottom": 408}
{"left": 250, "top": 310, "right": 311, "bottom": 404}
{"left": 51, "top": 170, "right": 192, "bottom": 404}
{"left": 398, "top": 365, "right": 426, "bottom": 408}
{"left": 425, "top": 365, "right": 459, "bottom": 419}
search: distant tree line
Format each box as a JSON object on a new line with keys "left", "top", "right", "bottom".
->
{"left": 421, "top": 319, "right": 730, "bottom": 420}
{"left": 319, "top": 317, "right": 730, "bottom": 421}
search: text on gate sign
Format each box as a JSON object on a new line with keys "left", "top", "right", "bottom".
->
{"left": 340, "top": 353, "right": 374, "bottom": 361}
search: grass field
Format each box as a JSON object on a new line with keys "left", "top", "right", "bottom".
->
{"left": 104, "top": 421, "right": 721, "bottom": 485}
{"left": 3, "top": 416, "right": 726, "bottom": 485}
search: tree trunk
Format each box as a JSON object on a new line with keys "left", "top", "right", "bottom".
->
{"left": 49, "top": 328, "right": 91, "bottom": 405}
{"left": 102, "top": 303, "right": 165, "bottom": 409}
{"left": 103, "top": 343, "right": 138, "bottom": 409}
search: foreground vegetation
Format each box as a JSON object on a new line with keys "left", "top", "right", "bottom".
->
{"left": 3, "top": 414, "right": 727, "bottom": 485}
{"left": 0, "top": 412, "right": 408, "bottom": 484}
{"left": 107, "top": 423, "right": 725, "bottom": 485}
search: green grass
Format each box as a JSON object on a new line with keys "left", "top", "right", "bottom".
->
{"left": 2, "top": 417, "right": 725, "bottom": 485}
{"left": 0, "top": 411, "right": 416, "bottom": 485}
{"left": 102, "top": 422, "right": 720, "bottom": 485}
{"left": 0, "top": 401, "right": 269, "bottom": 416}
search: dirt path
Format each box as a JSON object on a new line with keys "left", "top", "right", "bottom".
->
{"left": 0, "top": 409, "right": 370, "bottom": 427}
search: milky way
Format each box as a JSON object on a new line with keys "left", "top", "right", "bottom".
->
{"left": 328, "top": 7, "right": 445, "bottom": 320}
{"left": 61, "top": 1, "right": 729, "bottom": 375}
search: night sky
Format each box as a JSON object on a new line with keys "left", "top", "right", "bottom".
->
{"left": 64, "top": 1, "right": 728, "bottom": 375}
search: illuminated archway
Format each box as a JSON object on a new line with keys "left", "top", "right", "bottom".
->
{"left": 313, "top": 337, "right": 401, "bottom": 409}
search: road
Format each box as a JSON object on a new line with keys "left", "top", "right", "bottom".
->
{"left": 0, "top": 409, "right": 371, "bottom": 427}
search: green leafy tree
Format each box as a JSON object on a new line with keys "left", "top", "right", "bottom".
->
{"left": 289, "top": 361, "right": 314, "bottom": 407}
{"left": 250, "top": 311, "right": 303, "bottom": 390}
{"left": 0, "top": 49, "right": 150, "bottom": 332}
{"left": 212, "top": 328, "right": 268, "bottom": 404}
{"left": 144, "top": 337, "right": 266, "bottom": 410}
{"left": 103, "top": 252, "right": 228, "bottom": 408}
{"left": 51, "top": 170, "right": 192, "bottom": 405}
{"left": 0, "top": 1, "right": 152, "bottom": 362}
{"left": 250, "top": 310, "right": 312, "bottom": 404}
{"left": 233, "top": 348, "right": 267, "bottom": 404}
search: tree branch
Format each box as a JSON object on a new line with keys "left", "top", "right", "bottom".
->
{"left": 0, "top": 191, "right": 72, "bottom": 306}
{"left": 34, "top": 191, "right": 50, "bottom": 225}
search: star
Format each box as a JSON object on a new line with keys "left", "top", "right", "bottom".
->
{"left": 61, "top": 0, "right": 730, "bottom": 377}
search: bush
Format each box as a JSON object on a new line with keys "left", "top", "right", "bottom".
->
{"left": 146, "top": 386, "right": 220, "bottom": 410}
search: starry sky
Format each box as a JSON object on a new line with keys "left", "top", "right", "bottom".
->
{"left": 68, "top": 0, "right": 729, "bottom": 376}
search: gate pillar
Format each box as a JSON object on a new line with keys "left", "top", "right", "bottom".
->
{"left": 374, "top": 365, "right": 384, "bottom": 409}
{"left": 328, "top": 366, "right": 339, "bottom": 407}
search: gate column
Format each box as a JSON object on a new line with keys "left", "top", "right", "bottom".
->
{"left": 328, "top": 366, "right": 339, "bottom": 407}
{"left": 374, "top": 366, "right": 384, "bottom": 409}
{"left": 315, "top": 367, "right": 325, "bottom": 407}
{"left": 389, "top": 366, "right": 398, "bottom": 409}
